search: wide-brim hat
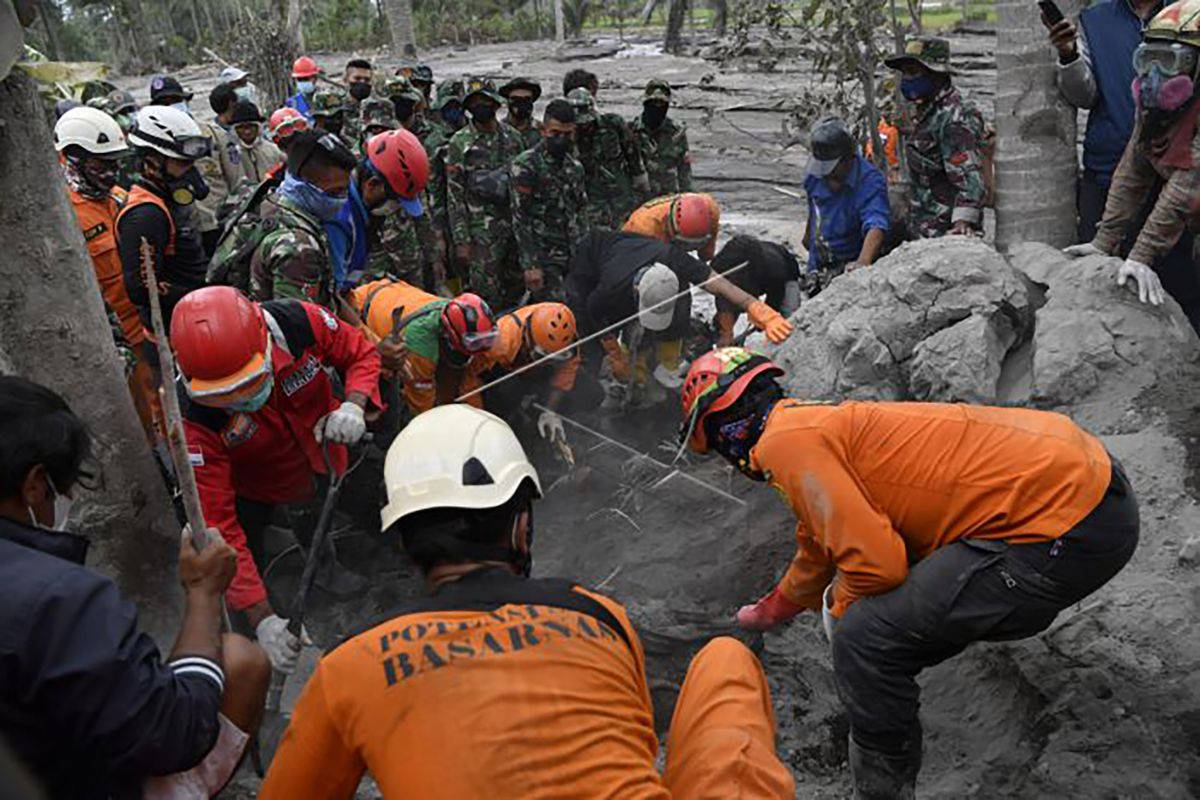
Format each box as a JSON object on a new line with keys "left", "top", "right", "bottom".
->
{"left": 499, "top": 77, "right": 543, "bottom": 102}
{"left": 884, "top": 36, "right": 959, "bottom": 76}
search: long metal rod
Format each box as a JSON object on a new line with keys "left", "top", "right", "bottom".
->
{"left": 532, "top": 403, "right": 747, "bottom": 507}
{"left": 455, "top": 260, "right": 752, "bottom": 402}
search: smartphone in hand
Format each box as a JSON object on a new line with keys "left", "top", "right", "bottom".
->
{"left": 1039, "top": 0, "right": 1065, "bottom": 26}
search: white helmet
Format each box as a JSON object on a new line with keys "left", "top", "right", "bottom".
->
{"left": 381, "top": 405, "right": 542, "bottom": 533}
{"left": 53, "top": 107, "right": 128, "bottom": 157}
{"left": 128, "top": 106, "right": 210, "bottom": 160}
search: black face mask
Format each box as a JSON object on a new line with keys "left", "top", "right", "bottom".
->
{"left": 393, "top": 98, "right": 417, "bottom": 124}
{"left": 642, "top": 101, "right": 668, "bottom": 129}
{"left": 545, "top": 134, "right": 571, "bottom": 160}
{"left": 323, "top": 114, "right": 344, "bottom": 136}
{"left": 348, "top": 81, "right": 372, "bottom": 101}
{"left": 470, "top": 103, "right": 497, "bottom": 124}
{"left": 508, "top": 98, "right": 534, "bottom": 121}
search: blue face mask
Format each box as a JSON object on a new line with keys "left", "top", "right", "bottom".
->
{"left": 901, "top": 74, "right": 939, "bottom": 101}
{"left": 280, "top": 172, "right": 348, "bottom": 222}
{"left": 297, "top": 80, "right": 316, "bottom": 96}
{"left": 227, "top": 375, "right": 274, "bottom": 413}
{"left": 442, "top": 106, "right": 465, "bottom": 125}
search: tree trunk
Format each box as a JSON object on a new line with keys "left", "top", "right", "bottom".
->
{"left": 384, "top": 0, "right": 417, "bottom": 57}
{"left": 711, "top": 0, "right": 727, "bottom": 37}
{"left": 993, "top": 0, "right": 1079, "bottom": 250}
{"left": 286, "top": 0, "right": 305, "bottom": 51}
{"left": 664, "top": 0, "right": 686, "bottom": 54}
{"left": 36, "top": 0, "right": 62, "bottom": 60}
{"left": 0, "top": 71, "right": 181, "bottom": 644}
{"left": 115, "top": 0, "right": 154, "bottom": 72}
{"left": 639, "top": 0, "right": 658, "bottom": 25}
{"left": 555, "top": 0, "right": 565, "bottom": 43}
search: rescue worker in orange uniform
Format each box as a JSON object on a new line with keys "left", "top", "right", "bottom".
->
{"left": 53, "top": 107, "right": 161, "bottom": 442}
{"left": 260, "top": 404, "right": 795, "bottom": 800}
{"left": 623, "top": 192, "right": 721, "bottom": 262}
{"left": 679, "top": 347, "right": 1140, "bottom": 799}
{"left": 349, "top": 279, "right": 497, "bottom": 417}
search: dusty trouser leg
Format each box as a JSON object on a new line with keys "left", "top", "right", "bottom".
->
{"left": 287, "top": 478, "right": 368, "bottom": 598}
{"left": 832, "top": 460, "right": 1139, "bottom": 799}
{"left": 663, "top": 637, "right": 796, "bottom": 799}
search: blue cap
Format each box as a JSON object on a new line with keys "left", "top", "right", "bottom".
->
{"left": 400, "top": 196, "right": 423, "bottom": 218}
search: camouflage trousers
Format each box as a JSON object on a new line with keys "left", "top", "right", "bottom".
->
{"left": 587, "top": 191, "right": 639, "bottom": 230}
{"left": 462, "top": 231, "right": 523, "bottom": 311}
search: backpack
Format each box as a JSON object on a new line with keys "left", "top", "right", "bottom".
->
{"left": 206, "top": 173, "right": 284, "bottom": 292}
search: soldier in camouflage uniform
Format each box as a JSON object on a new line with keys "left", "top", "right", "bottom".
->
{"left": 358, "top": 96, "right": 398, "bottom": 156}
{"left": 249, "top": 131, "right": 357, "bottom": 309}
{"left": 424, "top": 80, "right": 466, "bottom": 289}
{"left": 396, "top": 61, "right": 435, "bottom": 107}
{"left": 341, "top": 58, "right": 375, "bottom": 147}
{"left": 510, "top": 98, "right": 591, "bottom": 302}
{"left": 310, "top": 89, "right": 356, "bottom": 151}
{"left": 446, "top": 77, "right": 525, "bottom": 307}
{"left": 567, "top": 88, "right": 651, "bottom": 230}
{"left": 630, "top": 79, "right": 694, "bottom": 196}
{"left": 500, "top": 77, "right": 543, "bottom": 152}
{"left": 885, "top": 37, "right": 987, "bottom": 238}
{"left": 385, "top": 75, "right": 425, "bottom": 133}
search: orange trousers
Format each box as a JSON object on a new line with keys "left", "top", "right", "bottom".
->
{"left": 663, "top": 637, "right": 795, "bottom": 799}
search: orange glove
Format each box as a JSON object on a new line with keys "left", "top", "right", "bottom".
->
{"left": 746, "top": 300, "right": 793, "bottom": 344}
{"left": 601, "top": 336, "right": 631, "bottom": 383}
{"left": 736, "top": 587, "right": 804, "bottom": 632}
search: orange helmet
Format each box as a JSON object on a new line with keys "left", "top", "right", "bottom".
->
{"left": 365, "top": 129, "right": 430, "bottom": 216}
{"left": 523, "top": 304, "right": 577, "bottom": 362}
{"left": 679, "top": 347, "right": 783, "bottom": 453}
{"left": 267, "top": 107, "right": 309, "bottom": 145}
{"left": 171, "top": 287, "right": 274, "bottom": 409}
{"left": 292, "top": 56, "right": 320, "bottom": 79}
{"left": 667, "top": 194, "right": 715, "bottom": 249}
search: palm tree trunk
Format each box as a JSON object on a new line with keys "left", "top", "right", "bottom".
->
{"left": 664, "top": 0, "right": 686, "bottom": 54}
{"left": 286, "top": 0, "right": 305, "bottom": 51}
{"left": 385, "top": 0, "right": 417, "bottom": 57}
{"left": 993, "top": 0, "right": 1080, "bottom": 249}
{"left": 555, "top": 0, "right": 565, "bottom": 43}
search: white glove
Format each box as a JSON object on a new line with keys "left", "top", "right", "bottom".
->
{"left": 1063, "top": 242, "right": 1103, "bottom": 258}
{"left": 255, "top": 614, "right": 302, "bottom": 674}
{"left": 1117, "top": 259, "right": 1166, "bottom": 306}
{"left": 821, "top": 584, "right": 837, "bottom": 644}
{"left": 316, "top": 401, "right": 366, "bottom": 444}
{"left": 537, "top": 410, "right": 566, "bottom": 443}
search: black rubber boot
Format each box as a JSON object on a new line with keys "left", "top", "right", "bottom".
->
{"left": 849, "top": 735, "right": 920, "bottom": 800}
{"left": 312, "top": 538, "right": 368, "bottom": 598}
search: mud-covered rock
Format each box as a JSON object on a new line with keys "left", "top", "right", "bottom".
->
{"left": 773, "top": 238, "right": 1031, "bottom": 403}
{"left": 1007, "top": 243, "right": 1200, "bottom": 410}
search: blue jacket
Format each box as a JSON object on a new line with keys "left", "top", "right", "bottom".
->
{"left": 286, "top": 90, "right": 313, "bottom": 122}
{"left": 329, "top": 180, "right": 369, "bottom": 291}
{"left": 1080, "top": 1, "right": 1164, "bottom": 183}
{"left": 804, "top": 155, "right": 891, "bottom": 271}
{"left": 0, "top": 517, "right": 224, "bottom": 798}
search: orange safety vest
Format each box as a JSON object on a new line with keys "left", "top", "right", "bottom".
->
{"left": 69, "top": 188, "right": 146, "bottom": 348}
{"left": 622, "top": 193, "right": 720, "bottom": 261}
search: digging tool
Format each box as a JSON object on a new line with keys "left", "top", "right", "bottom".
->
{"left": 257, "top": 433, "right": 373, "bottom": 770}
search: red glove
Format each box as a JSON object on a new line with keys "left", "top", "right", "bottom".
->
{"left": 735, "top": 587, "right": 804, "bottom": 631}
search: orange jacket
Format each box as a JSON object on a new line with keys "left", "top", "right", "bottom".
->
{"left": 260, "top": 572, "right": 669, "bottom": 799}
{"left": 68, "top": 188, "right": 146, "bottom": 348}
{"left": 472, "top": 304, "right": 581, "bottom": 394}
{"left": 751, "top": 401, "right": 1112, "bottom": 618}
{"left": 622, "top": 193, "right": 720, "bottom": 261}
{"left": 349, "top": 279, "right": 483, "bottom": 414}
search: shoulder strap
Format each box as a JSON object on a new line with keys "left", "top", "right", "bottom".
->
{"left": 261, "top": 300, "right": 317, "bottom": 355}
{"left": 336, "top": 569, "right": 634, "bottom": 654}
{"left": 116, "top": 185, "right": 176, "bottom": 250}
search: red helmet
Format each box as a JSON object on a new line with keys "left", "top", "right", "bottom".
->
{"left": 668, "top": 193, "right": 716, "bottom": 248}
{"left": 441, "top": 294, "right": 497, "bottom": 356}
{"left": 366, "top": 129, "right": 430, "bottom": 213}
{"left": 292, "top": 56, "right": 320, "bottom": 80}
{"left": 268, "top": 107, "right": 309, "bottom": 145}
{"left": 170, "top": 287, "right": 273, "bottom": 407}
{"left": 679, "top": 347, "right": 783, "bottom": 453}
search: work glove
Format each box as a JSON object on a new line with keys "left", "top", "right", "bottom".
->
{"left": 746, "top": 300, "right": 793, "bottom": 344}
{"left": 1063, "top": 241, "right": 1103, "bottom": 258}
{"left": 1117, "top": 259, "right": 1166, "bottom": 306}
{"left": 255, "top": 614, "right": 305, "bottom": 674}
{"left": 315, "top": 401, "right": 366, "bottom": 445}
{"left": 536, "top": 409, "right": 566, "bottom": 443}
{"left": 601, "top": 337, "right": 632, "bottom": 383}
{"left": 735, "top": 587, "right": 804, "bottom": 632}
{"left": 821, "top": 584, "right": 838, "bottom": 644}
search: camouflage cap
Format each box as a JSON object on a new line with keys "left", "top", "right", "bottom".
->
{"left": 360, "top": 97, "right": 399, "bottom": 131}
{"left": 433, "top": 79, "right": 465, "bottom": 110}
{"left": 310, "top": 88, "right": 348, "bottom": 117}
{"left": 414, "top": 64, "right": 434, "bottom": 85}
{"left": 385, "top": 75, "right": 424, "bottom": 103}
{"left": 499, "top": 76, "right": 542, "bottom": 101}
{"left": 644, "top": 78, "right": 672, "bottom": 103}
{"left": 566, "top": 87, "right": 596, "bottom": 124}
{"left": 463, "top": 75, "right": 504, "bottom": 106}
{"left": 106, "top": 89, "right": 138, "bottom": 114}
{"left": 884, "top": 36, "right": 958, "bottom": 75}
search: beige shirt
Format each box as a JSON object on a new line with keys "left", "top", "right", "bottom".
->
{"left": 235, "top": 137, "right": 284, "bottom": 186}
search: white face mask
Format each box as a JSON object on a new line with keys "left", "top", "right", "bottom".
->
{"left": 235, "top": 84, "right": 259, "bottom": 105}
{"left": 28, "top": 476, "right": 72, "bottom": 532}
{"left": 171, "top": 101, "right": 191, "bottom": 116}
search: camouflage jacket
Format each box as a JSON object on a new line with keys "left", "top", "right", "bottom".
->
{"left": 504, "top": 117, "right": 542, "bottom": 152}
{"left": 445, "top": 122, "right": 524, "bottom": 244}
{"left": 366, "top": 210, "right": 441, "bottom": 289}
{"left": 193, "top": 120, "right": 243, "bottom": 234}
{"left": 630, "top": 115, "right": 694, "bottom": 196}
{"left": 904, "top": 85, "right": 987, "bottom": 238}
{"left": 510, "top": 141, "right": 590, "bottom": 272}
{"left": 343, "top": 97, "right": 365, "bottom": 144}
{"left": 250, "top": 193, "right": 335, "bottom": 308}
{"left": 417, "top": 116, "right": 454, "bottom": 245}
{"left": 576, "top": 112, "right": 649, "bottom": 226}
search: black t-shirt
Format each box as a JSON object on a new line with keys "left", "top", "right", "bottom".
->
{"left": 565, "top": 231, "right": 710, "bottom": 334}
{"left": 709, "top": 235, "right": 800, "bottom": 312}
